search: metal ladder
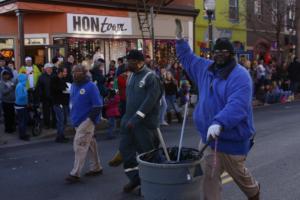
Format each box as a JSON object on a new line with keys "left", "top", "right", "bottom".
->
{"left": 136, "top": 0, "right": 175, "bottom": 39}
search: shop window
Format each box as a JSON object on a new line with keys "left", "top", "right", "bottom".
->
{"left": 25, "top": 38, "right": 46, "bottom": 45}
{"left": 66, "top": 38, "right": 136, "bottom": 72}
{"left": 0, "top": 38, "right": 14, "bottom": 60}
{"left": 254, "top": 0, "right": 262, "bottom": 16}
{"left": 25, "top": 34, "right": 49, "bottom": 46}
{"left": 155, "top": 40, "right": 176, "bottom": 66}
{"left": 229, "top": 0, "right": 239, "bottom": 21}
{"left": 53, "top": 38, "right": 67, "bottom": 45}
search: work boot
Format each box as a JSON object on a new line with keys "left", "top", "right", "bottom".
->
{"left": 249, "top": 183, "right": 260, "bottom": 200}
{"left": 108, "top": 151, "right": 123, "bottom": 167}
{"left": 167, "top": 112, "right": 172, "bottom": 124}
{"left": 123, "top": 179, "right": 140, "bottom": 193}
{"left": 176, "top": 112, "right": 183, "bottom": 123}
{"left": 248, "top": 191, "right": 259, "bottom": 200}
{"left": 65, "top": 175, "right": 80, "bottom": 183}
{"left": 84, "top": 169, "right": 103, "bottom": 177}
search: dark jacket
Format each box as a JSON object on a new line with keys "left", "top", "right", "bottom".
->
{"left": 50, "top": 75, "right": 69, "bottom": 106}
{"left": 164, "top": 80, "right": 178, "bottom": 96}
{"left": 121, "top": 66, "right": 162, "bottom": 129}
{"left": 63, "top": 61, "right": 73, "bottom": 83}
{"left": 90, "top": 67, "right": 107, "bottom": 97}
{"left": 36, "top": 73, "right": 53, "bottom": 102}
{"left": 116, "top": 64, "right": 126, "bottom": 76}
{"left": 288, "top": 61, "right": 300, "bottom": 82}
{"left": 0, "top": 70, "right": 16, "bottom": 103}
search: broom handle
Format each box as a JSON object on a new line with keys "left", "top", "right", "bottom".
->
{"left": 177, "top": 99, "right": 189, "bottom": 162}
{"left": 157, "top": 128, "right": 171, "bottom": 161}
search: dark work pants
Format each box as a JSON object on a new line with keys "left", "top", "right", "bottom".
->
{"left": 42, "top": 101, "right": 56, "bottom": 128}
{"left": 2, "top": 102, "right": 16, "bottom": 133}
{"left": 119, "top": 124, "right": 159, "bottom": 184}
{"left": 16, "top": 108, "right": 28, "bottom": 138}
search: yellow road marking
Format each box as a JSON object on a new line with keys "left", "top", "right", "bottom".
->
{"left": 221, "top": 172, "right": 228, "bottom": 178}
{"left": 222, "top": 176, "right": 233, "bottom": 184}
{"left": 221, "top": 172, "right": 233, "bottom": 184}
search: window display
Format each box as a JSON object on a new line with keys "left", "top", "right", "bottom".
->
{"left": 53, "top": 37, "right": 176, "bottom": 71}
{"left": 0, "top": 38, "right": 14, "bottom": 60}
{"left": 155, "top": 40, "right": 176, "bottom": 66}
{"left": 54, "top": 37, "right": 137, "bottom": 72}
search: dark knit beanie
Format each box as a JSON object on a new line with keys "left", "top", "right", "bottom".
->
{"left": 126, "top": 50, "right": 144, "bottom": 61}
{"left": 213, "top": 38, "right": 234, "bottom": 53}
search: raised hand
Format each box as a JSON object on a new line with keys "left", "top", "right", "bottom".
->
{"left": 175, "top": 18, "right": 183, "bottom": 39}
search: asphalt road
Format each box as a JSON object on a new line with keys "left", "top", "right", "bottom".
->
{"left": 1, "top": 102, "right": 300, "bottom": 200}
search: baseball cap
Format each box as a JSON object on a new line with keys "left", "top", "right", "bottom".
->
{"left": 44, "top": 63, "right": 54, "bottom": 69}
{"left": 126, "top": 50, "right": 144, "bottom": 61}
{"left": 25, "top": 56, "right": 32, "bottom": 61}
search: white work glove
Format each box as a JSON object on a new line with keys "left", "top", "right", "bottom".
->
{"left": 207, "top": 124, "right": 222, "bottom": 141}
{"left": 175, "top": 18, "right": 183, "bottom": 39}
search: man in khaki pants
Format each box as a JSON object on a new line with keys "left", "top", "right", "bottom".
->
{"left": 175, "top": 19, "right": 259, "bottom": 200}
{"left": 65, "top": 64, "right": 103, "bottom": 183}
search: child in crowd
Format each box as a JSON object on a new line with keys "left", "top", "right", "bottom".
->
{"left": 178, "top": 80, "right": 191, "bottom": 107}
{"left": 104, "top": 89, "right": 120, "bottom": 140}
{"left": 15, "top": 74, "right": 30, "bottom": 141}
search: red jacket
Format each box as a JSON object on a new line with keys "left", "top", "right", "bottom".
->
{"left": 117, "top": 74, "right": 127, "bottom": 101}
{"left": 105, "top": 95, "right": 121, "bottom": 118}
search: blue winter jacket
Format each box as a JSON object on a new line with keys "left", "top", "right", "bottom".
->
{"left": 15, "top": 74, "right": 28, "bottom": 106}
{"left": 176, "top": 39, "right": 255, "bottom": 155}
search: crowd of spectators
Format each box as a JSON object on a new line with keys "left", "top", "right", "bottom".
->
{"left": 0, "top": 51, "right": 300, "bottom": 142}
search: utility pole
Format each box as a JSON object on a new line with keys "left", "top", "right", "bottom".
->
{"left": 16, "top": 10, "right": 25, "bottom": 67}
{"left": 296, "top": 0, "right": 300, "bottom": 58}
{"left": 150, "top": 6, "right": 155, "bottom": 63}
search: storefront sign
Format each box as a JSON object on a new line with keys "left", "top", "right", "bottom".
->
{"left": 67, "top": 14, "right": 132, "bottom": 35}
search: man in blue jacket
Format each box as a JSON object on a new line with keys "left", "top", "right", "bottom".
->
{"left": 175, "top": 19, "right": 259, "bottom": 200}
{"left": 65, "top": 64, "right": 103, "bottom": 183}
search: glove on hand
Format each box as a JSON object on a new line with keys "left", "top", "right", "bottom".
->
{"left": 207, "top": 124, "right": 222, "bottom": 141}
{"left": 175, "top": 18, "right": 183, "bottom": 39}
{"left": 126, "top": 115, "right": 142, "bottom": 129}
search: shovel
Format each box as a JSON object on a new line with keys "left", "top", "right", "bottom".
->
{"left": 157, "top": 128, "right": 171, "bottom": 161}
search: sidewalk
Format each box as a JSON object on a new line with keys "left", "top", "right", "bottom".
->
{"left": 0, "top": 120, "right": 110, "bottom": 148}
{"left": 1, "top": 94, "right": 300, "bottom": 148}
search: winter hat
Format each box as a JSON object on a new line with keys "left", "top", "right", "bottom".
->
{"left": 1, "top": 70, "right": 11, "bottom": 76}
{"left": 213, "top": 38, "right": 234, "bottom": 53}
{"left": 126, "top": 50, "right": 144, "bottom": 61}
{"left": 44, "top": 63, "right": 53, "bottom": 69}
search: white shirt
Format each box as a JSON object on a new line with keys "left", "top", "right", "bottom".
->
{"left": 256, "top": 64, "right": 266, "bottom": 79}
{"left": 26, "top": 66, "right": 34, "bottom": 88}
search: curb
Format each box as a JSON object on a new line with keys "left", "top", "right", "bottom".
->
{"left": 0, "top": 121, "right": 110, "bottom": 149}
